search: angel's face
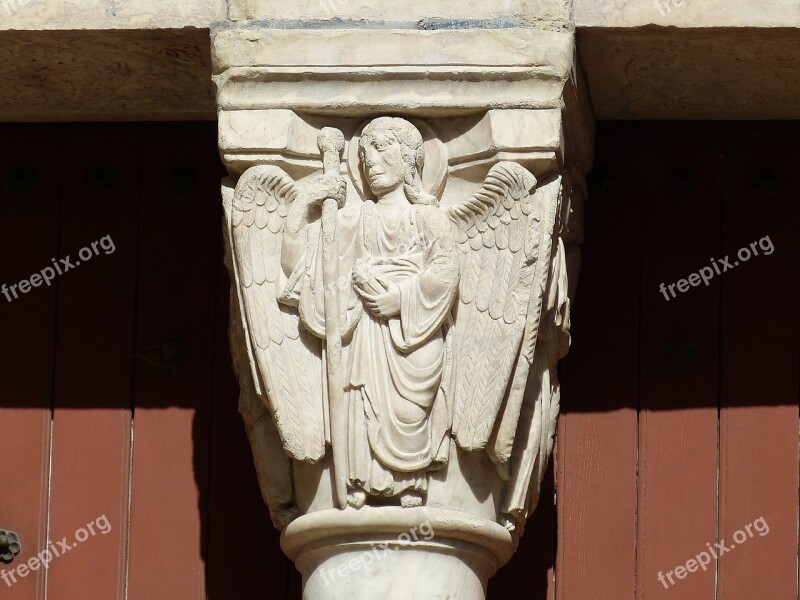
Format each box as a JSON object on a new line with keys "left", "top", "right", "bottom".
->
{"left": 360, "top": 132, "right": 406, "bottom": 197}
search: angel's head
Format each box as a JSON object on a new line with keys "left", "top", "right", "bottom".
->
{"left": 359, "top": 117, "right": 437, "bottom": 206}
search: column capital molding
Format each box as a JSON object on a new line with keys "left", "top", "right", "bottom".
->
{"left": 215, "top": 14, "right": 592, "bottom": 600}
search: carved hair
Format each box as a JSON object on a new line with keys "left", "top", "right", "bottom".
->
{"left": 359, "top": 117, "right": 438, "bottom": 206}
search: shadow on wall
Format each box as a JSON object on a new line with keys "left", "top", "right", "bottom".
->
{"left": 563, "top": 121, "right": 798, "bottom": 413}
{"left": 1, "top": 120, "right": 797, "bottom": 599}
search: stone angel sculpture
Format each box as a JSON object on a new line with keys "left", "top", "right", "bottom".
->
{"left": 224, "top": 116, "right": 570, "bottom": 531}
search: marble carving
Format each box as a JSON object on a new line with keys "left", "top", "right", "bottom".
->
{"left": 223, "top": 113, "right": 572, "bottom": 599}
{"left": 225, "top": 114, "right": 571, "bottom": 526}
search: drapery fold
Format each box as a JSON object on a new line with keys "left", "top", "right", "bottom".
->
{"left": 285, "top": 201, "right": 459, "bottom": 497}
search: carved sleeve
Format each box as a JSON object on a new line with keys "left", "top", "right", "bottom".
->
{"left": 388, "top": 206, "right": 460, "bottom": 352}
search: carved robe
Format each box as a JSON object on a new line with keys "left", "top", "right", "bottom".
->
{"left": 284, "top": 201, "right": 459, "bottom": 497}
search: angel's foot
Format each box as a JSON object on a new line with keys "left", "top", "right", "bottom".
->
{"left": 499, "top": 515, "right": 517, "bottom": 532}
{"left": 347, "top": 490, "right": 366, "bottom": 509}
{"left": 400, "top": 491, "right": 423, "bottom": 508}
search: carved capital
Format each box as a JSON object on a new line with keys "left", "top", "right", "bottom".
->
{"left": 214, "top": 16, "right": 592, "bottom": 600}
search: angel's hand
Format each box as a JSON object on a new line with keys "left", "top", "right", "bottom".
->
{"left": 356, "top": 281, "right": 401, "bottom": 318}
{"left": 301, "top": 173, "right": 347, "bottom": 209}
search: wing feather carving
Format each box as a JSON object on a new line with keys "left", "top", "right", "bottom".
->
{"left": 490, "top": 175, "right": 564, "bottom": 468}
{"left": 228, "top": 165, "right": 326, "bottom": 463}
{"left": 447, "top": 161, "right": 562, "bottom": 454}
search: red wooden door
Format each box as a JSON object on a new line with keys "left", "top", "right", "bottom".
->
{"left": 548, "top": 121, "right": 799, "bottom": 600}
{"left": 1, "top": 121, "right": 797, "bottom": 599}
{"left": 0, "top": 123, "right": 286, "bottom": 600}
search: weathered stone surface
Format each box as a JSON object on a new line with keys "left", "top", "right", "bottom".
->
{"left": 573, "top": 0, "right": 800, "bottom": 119}
{"left": 211, "top": 27, "right": 574, "bottom": 71}
{"left": 580, "top": 28, "right": 800, "bottom": 119}
{"left": 0, "top": 0, "right": 225, "bottom": 30}
{"left": 212, "top": 28, "right": 575, "bottom": 122}
{"left": 575, "top": 0, "right": 800, "bottom": 28}
{"left": 0, "top": 29, "right": 215, "bottom": 122}
{"left": 211, "top": 26, "right": 575, "bottom": 118}
{"left": 2, "top": 0, "right": 800, "bottom": 121}
{"left": 227, "top": 0, "right": 571, "bottom": 24}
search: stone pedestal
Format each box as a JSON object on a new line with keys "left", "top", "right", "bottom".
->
{"left": 283, "top": 508, "right": 514, "bottom": 600}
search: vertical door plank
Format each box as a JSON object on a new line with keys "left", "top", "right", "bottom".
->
{"left": 490, "top": 467, "right": 556, "bottom": 599}
{"left": 0, "top": 125, "right": 61, "bottom": 600}
{"left": 206, "top": 250, "right": 288, "bottom": 599}
{"left": 538, "top": 467, "right": 556, "bottom": 600}
{"left": 717, "top": 122, "right": 799, "bottom": 600}
{"left": 555, "top": 122, "right": 641, "bottom": 600}
{"left": 45, "top": 124, "right": 141, "bottom": 599}
{"left": 126, "top": 123, "right": 221, "bottom": 599}
{"left": 636, "top": 123, "right": 722, "bottom": 600}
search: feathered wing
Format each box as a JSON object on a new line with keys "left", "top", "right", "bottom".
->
{"left": 447, "top": 162, "right": 563, "bottom": 456}
{"left": 227, "top": 165, "right": 326, "bottom": 463}
{"left": 499, "top": 236, "right": 570, "bottom": 526}
{"left": 486, "top": 174, "right": 564, "bottom": 470}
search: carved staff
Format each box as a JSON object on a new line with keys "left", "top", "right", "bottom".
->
{"left": 317, "top": 127, "right": 348, "bottom": 509}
